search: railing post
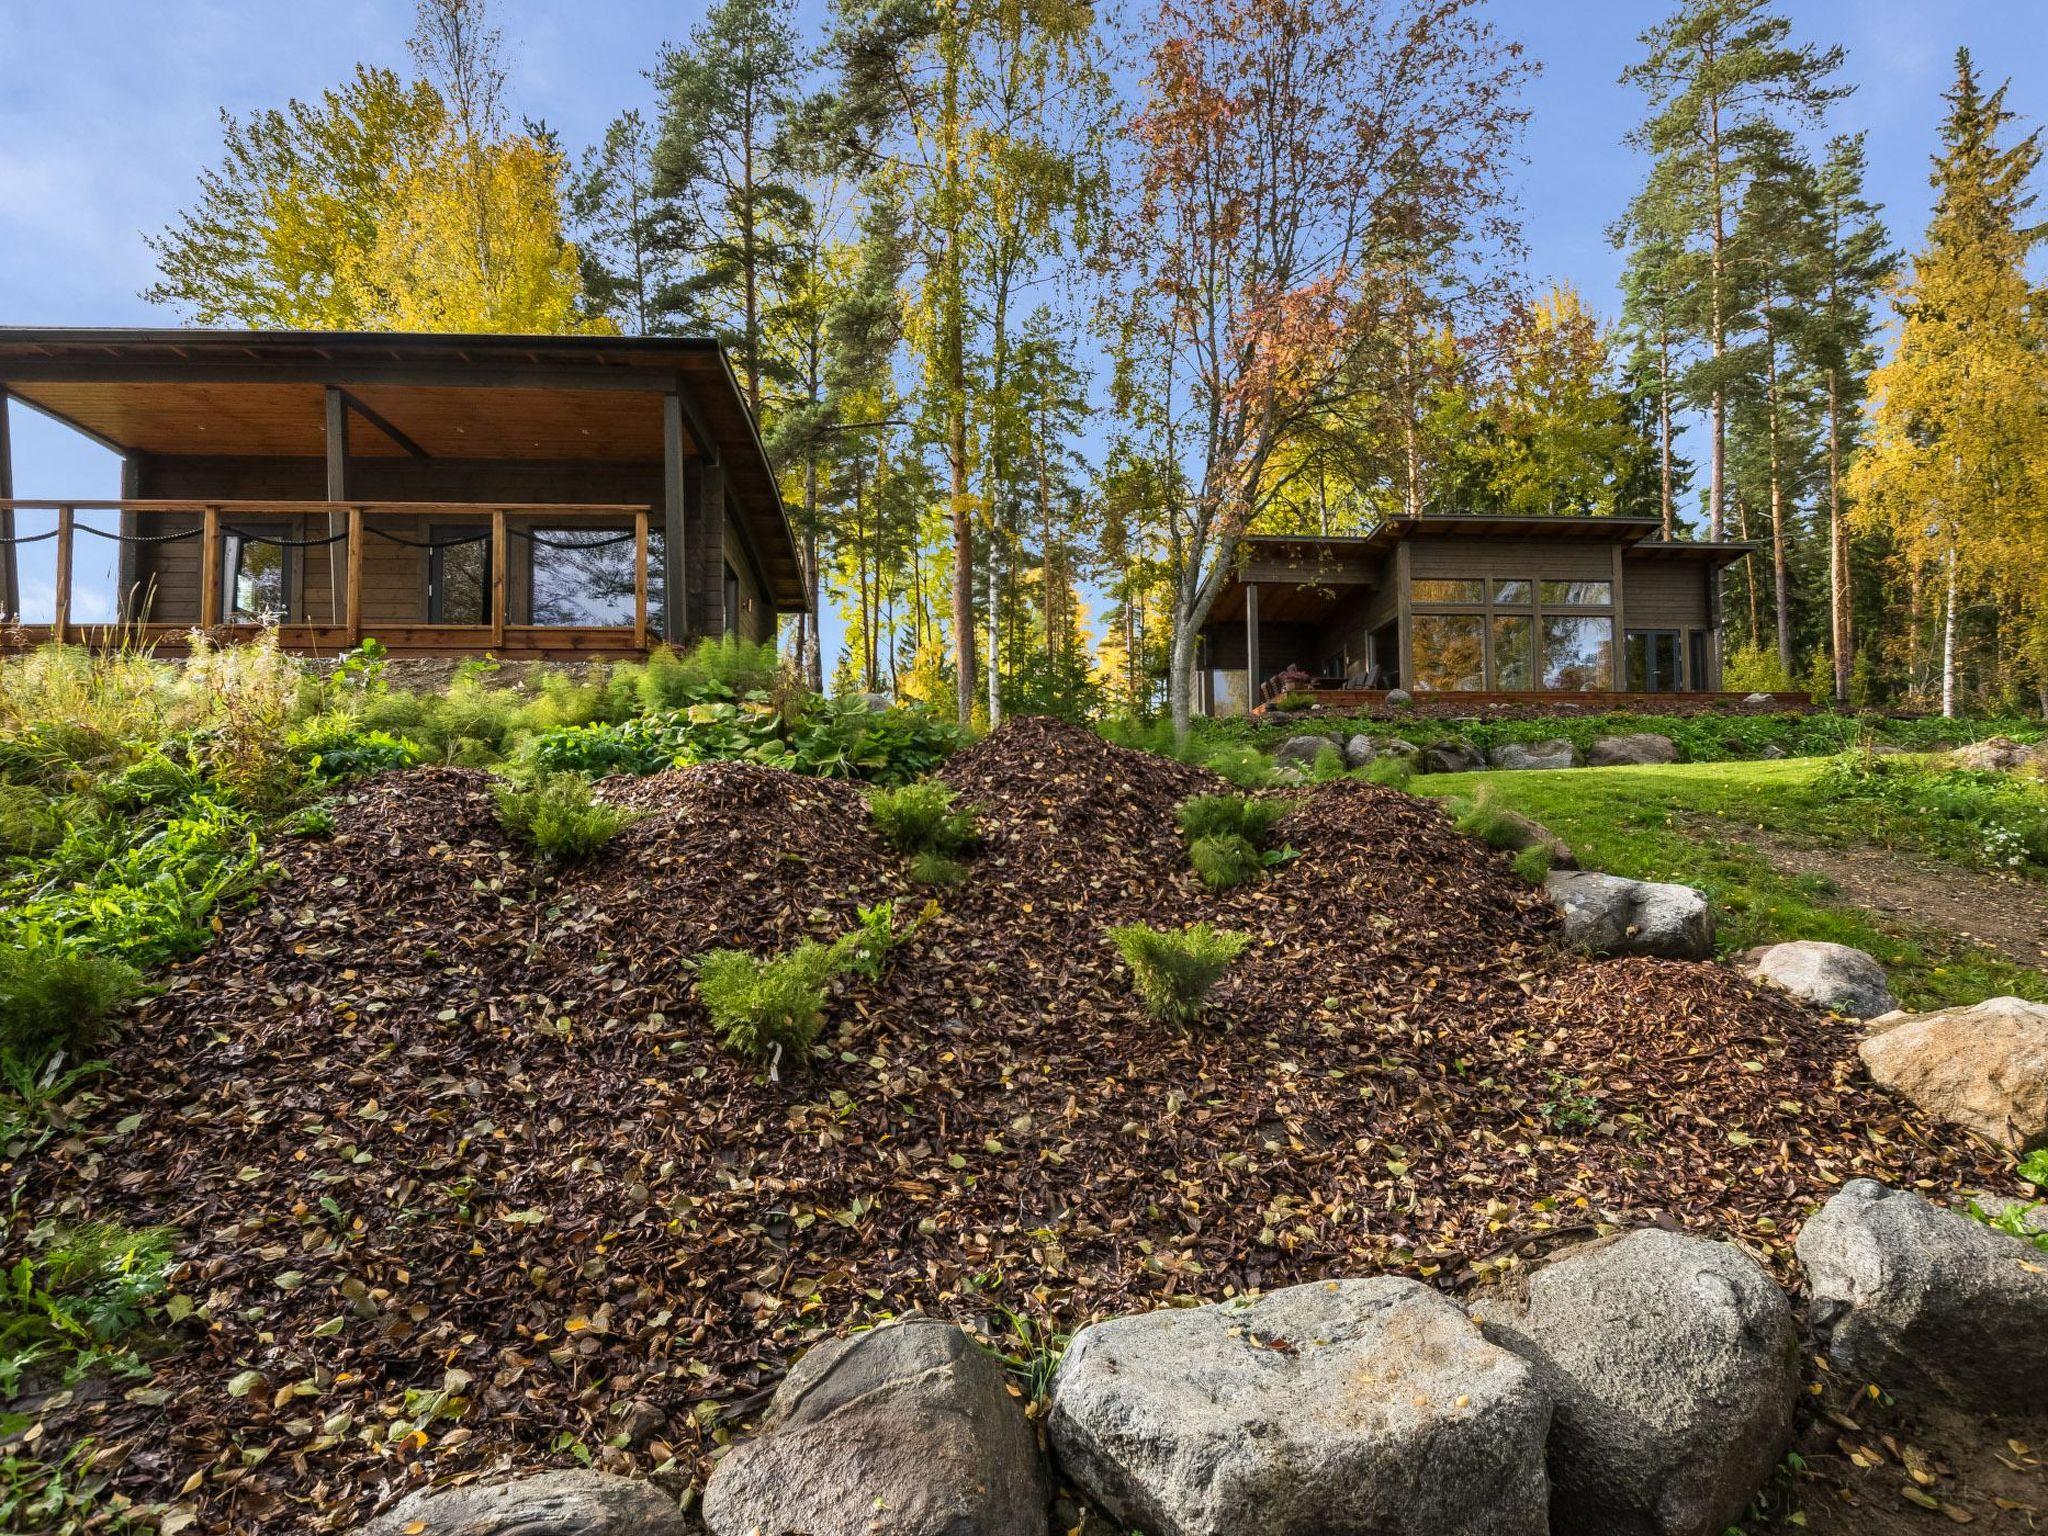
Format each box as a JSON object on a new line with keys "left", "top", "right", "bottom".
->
{"left": 53, "top": 505, "right": 73, "bottom": 643}
{"left": 200, "top": 505, "right": 222, "bottom": 628}
{"left": 634, "top": 509, "right": 650, "bottom": 652}
{"left": 346, "top": 506, "right": 365, "bottom": 646}
{"left": 490, "top": 508, "right": 507, "bottom": 650}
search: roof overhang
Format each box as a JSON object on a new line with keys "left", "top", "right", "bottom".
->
{"left": 0, "top": 327, "right": 807, "bottom": 611}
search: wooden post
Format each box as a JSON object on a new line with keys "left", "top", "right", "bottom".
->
{"left": 1245, "top": 581, "right": 1261, "bottom": 714}
{"left": 0, "top": 387, "right": 15, "bottom": 622}
{"left": 325, "top": 388, "right": 349, "bottom": 625}
{"left": 52, "top": 506, "right": 73, "bottom": 642}
{"left": 345, "top": 506, "right": 365, "bottom": 645}
{"left": 633, "top": 509, "right": 650, "bottom": 651}
{"left": 1609, "top": 542, "right": 1627, "bottom": 690}
{"left": 490, "top": 508, "right": 507, "bottom": 650}
{"left": 662, "top": 393, "right": 689, "bottom": 645}
{"left": 200, "top": 505, "right": 222, "bottom": 628}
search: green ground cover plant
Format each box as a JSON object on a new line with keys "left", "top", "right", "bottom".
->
{"left": 493, "top": 774, "right": 635, "bottom": 862}
{"left": 0, "top": 1224, "right": 175, "bottom": 1400}
{"left": 694, "top": 901, "right": 927, "bottom": 1065}
{"left": 1176, "top": 793, "right": 1297, "bottom": 890}
{"left": 867, "top": 782, "right": 980, "bottom": 861}
{"left": 1414, "top": 757, "right": 2048, "bottom": 1010}
{"left": 1106, "top": 922, "right": 1252, "bottom": 1024}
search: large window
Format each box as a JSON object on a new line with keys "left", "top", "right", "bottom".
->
{"left": 1492, "top": 615, "right": 1534, "bottom": 690}
{"left": 1543, "top": 616, "right": 1614, "bottom": 691}
{"left": 1540, "top": 578, "right": 1612, "bottom": 607}
{"left": 530, "top": 527, "right": 638, "bottom": 626}
{"left": 1412, "top": 614, "right": 1486, "bottom": 691}
{"left": 222, "top": 524, "right": 290, "bottom": 621}
{"left": 1413, "top": 578, "right": 1485, "bottom": 603}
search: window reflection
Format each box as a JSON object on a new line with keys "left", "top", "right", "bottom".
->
{"left": 1493, "top": 615, "right": 1534, "bottom": 689}
{"left": 1412, "top": 578, "right": 1484, "bottom": 603}
{"left": 531, "top": 528, "right": 638, "bottom": 626}
{"left": 223, "top": 526, "right": 290, "bottom": 621}
{"left": 1540, "top": 579, "right": 1612, "bottom": 607}
{"left": 1413, "top": 614, "right": 1485, "bottom": 691}
{"left": 1492, "top": 579, "right": 1531, "bottom": 605}
{"left": 1543, "top": 616, "right": 1613, "bottom": 690}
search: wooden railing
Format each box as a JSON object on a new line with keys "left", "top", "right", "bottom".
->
{"left": 0, "top": 499, "right": 655, "bottom": 656}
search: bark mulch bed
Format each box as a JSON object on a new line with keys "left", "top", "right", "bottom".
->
{"left": 9, "top": 717, "right": 2011, "bottom": 1533}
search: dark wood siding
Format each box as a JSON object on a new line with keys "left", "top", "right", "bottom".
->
{"left": 1620, "top": 559, "right": 1710, "bottom": 630}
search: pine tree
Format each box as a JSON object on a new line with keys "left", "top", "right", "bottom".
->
{"left": 1850, "top": 50, "right": 2047, "bottom": 716}
{"left": 1802, "top": 134, "right": 1893, "bottom": 703}
{"left": 570, "top": 110, "right": 670, "bottom": 334}
{"left": 652, "top": 0, "right": 810, "bottom": 414}
{"left": 1621, "top": 0, "right": 1845, "bottom": 540}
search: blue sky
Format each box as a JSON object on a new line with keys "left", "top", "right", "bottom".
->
{"left": 2, "top": 0, "right": 2044, "bottom": 643}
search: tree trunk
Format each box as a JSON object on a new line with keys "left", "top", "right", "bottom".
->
{"left": 1766, "top": 319, "right": 1793, "bottom": 679}
{"left": 1827, "top": 371, "right": 1850, "bottom": 706}
{"left": 1168, "top": 615, "right": 1198, "bottom": 742}
{"left": 1657, "top": 331, "right": 1674, "bottom": 540}
{"left": 1943, "top": 548, "right": 1958, "bottom": 719}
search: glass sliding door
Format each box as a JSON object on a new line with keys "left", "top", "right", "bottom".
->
{"left": 1624, "top": 629, "right": 1683, "bottom": 692}
{"left": 428, "top": 527, "right": 491, "bottom": 624}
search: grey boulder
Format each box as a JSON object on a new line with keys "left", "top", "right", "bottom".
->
{"left": 1047, "top": 1277, "right": 1551, "bottom": 1536}
{"left": 1951, "top": 736, "right": 2043, "bottom": 772}
{"left": 1382, "top": 737, "right": 1421, "bottom": 758}
{"left": 1476, "top": 1230, "right": 1798, "bottom": 1536}
{"left": 1546, "top": 871, "right": 1714, "bottom": 959}
{"left": 1344, "top": 733, "right": 1378, "bottom": 769}
{"left": 1797, "top": 1179, "right": 2048, "bottom": 1414}
{"left": 1274, "top": 735, "right": 1337, "bottom": 771}
{"left": 1858, "top": 996, "right": 2048, "bottom": 1152}
{"left": 700, "top": 1314, "right": 1047, "bottom": 1536}
{"left": 1488, "top": 739, "right": 1580, "bottom": 772}
{"left": 1587, "top": 732, "right": 1679, "bottom": 768}
{"left": 1738, "top": 940, "right": 1895, "bottom": 1019}
{"left": 359, "top": 1472, "right": 688, "bottom": 1536}
{"left": 1384, "top": 688, "right": 1414, "bottom": 708}
{"left": 1421, "top": 739, "right": 1487, "bottom": 775}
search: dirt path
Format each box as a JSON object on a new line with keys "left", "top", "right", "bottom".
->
{"left": 1713, "top": 821, "right": 2048, "bottom": 971}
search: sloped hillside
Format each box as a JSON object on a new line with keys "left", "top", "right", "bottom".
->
{"left": 20, "top": 719, "right": 2002, "bottom": 1534}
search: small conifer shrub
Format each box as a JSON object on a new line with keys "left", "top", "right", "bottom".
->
{"left": 1106, "top": 922, "right": 1251, "bottom": 1025}
{"left": 494, "top": 774, "right": 633, "bottom": 862}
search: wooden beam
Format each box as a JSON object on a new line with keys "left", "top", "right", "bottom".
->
{"left": 338, "top": 388, "right": 431, "bottom": 460}
{"left": 0, "top": 386, "right": 13, "bottom": 621}
{"left": 1245, "top": 580, "right": 1261, "bottom": 714}
{"left": 346, "top": 506, "right": 365, "bottom": 646}
{"left": 662, "top": 394, "right": 688, "bottom": 645}
{"left": 699, "top": 458, "right": 725, "bottom": 637}
{"left": 53, "top": 505, "right": 73, "bottom": 642}
{"left": 1610, "top": 542, "right": 1627, "bottom": 689}
{"left": 1394, "top": 540, "right": 1414, "bottom": 690}
{"left": 200, "top": 505, "right": 221, "bottom": 628}
{"left": 633, "top": 509, "right": 650, "bottom": 651}
{"left": 490, "top": 508, "right": 507, "bottom": 650}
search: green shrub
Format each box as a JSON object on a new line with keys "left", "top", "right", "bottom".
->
{"left": 1107, "top": 922, "right": 1251, "bottom": 1025}
{"left": 494, "top": 775, "right": 634, "bottom": 863}
{"left": 1177, "top": 793, "right": 1292, "bottom": 845}
{"left": 1200, "top": 744, "right": 1275, "bottom": 788}
{"left": 694, "top": 941, "right": 838, "bottom": 1065}
{"left": 1310, "top": 743, "right": 1349, "bottom": 781}
{"left": 910, "top": 851, "right": 967, "bottom": 886}
{"left": 1189, "top": 833, "right": 1264, "bottom": 890}
{"left": 0, "top": 1222, "right": 174, "bottom": 1394}
{"left": 0, "top": 785, "right": 64, "bottom": 860}
{"left": 1511, "top": 845, "right": 1553, "bottom": 885}
{"left": 868, "top": 781, "right": 979, "bottom": 856}
{"left": 287, "top": 714, "right": 423, "bottom": 780}
{"left": 1722, "top": 643, "right": 1797, "bottom": 694}
{"left": 0, "top": 933, "right": 142, "bottom": 1065}
{"left": 827, "top": 899, "right": 930, "bottom": 980}
{"left": 287, "top": 804, "right": 336, "bottom": 840}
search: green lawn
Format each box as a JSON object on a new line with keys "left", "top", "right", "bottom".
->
{"left": 1412, "top": 757, "right": 2048, "bottom": 1012}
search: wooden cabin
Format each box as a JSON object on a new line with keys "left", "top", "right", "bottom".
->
{"left": 1199, "top": 515, "right": 1785, "bottom": 715}
{"left": 0, "top": 328, "right": 806, "bottom": 657}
